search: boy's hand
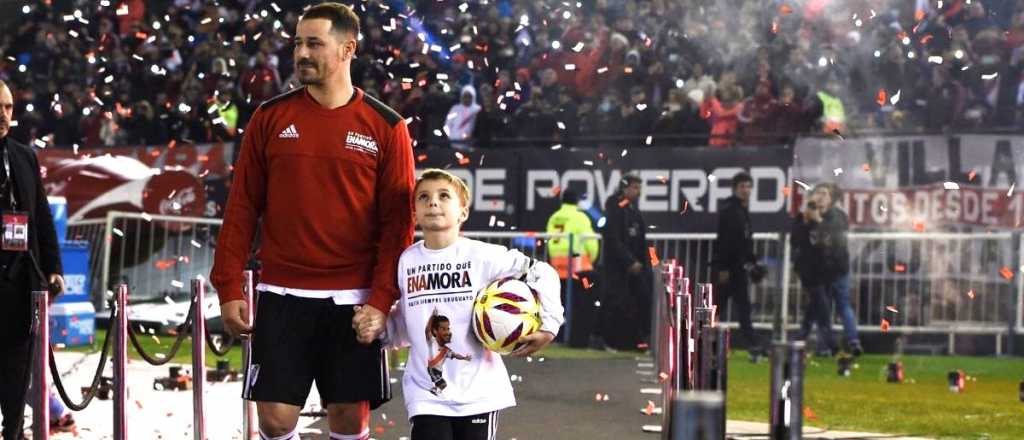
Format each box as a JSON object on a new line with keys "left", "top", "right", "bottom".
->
{"left": 353, "top": 305, "right": 386, "bottom": 344}
{"left": 509, "top": 331, "right": 555, "bottom": 357}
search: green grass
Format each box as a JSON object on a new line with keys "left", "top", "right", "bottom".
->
{"left": 68, "top": 331, "right": 634, "bottom": 370}
{"left": 67, "top": 332, "right": 1024, "bottom": 438}
{"left": 66, "top": 329, "right": 242, "bottom": 369}
{"left": 726, "top": 350, "right": 1024, "bottom": 439}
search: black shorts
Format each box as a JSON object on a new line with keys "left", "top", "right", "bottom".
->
{"left": 410, "top": 411, "right": 499, "bottom": 440}
{"left": 242, "top": 292, "right": 391, "bottom": 408}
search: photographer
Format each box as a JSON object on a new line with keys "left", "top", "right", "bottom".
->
{"left": 796, "top": 183, "right": 861, "bottom": 355}
{"left": 792, "top": 191, "right": 838, "bottom": 356}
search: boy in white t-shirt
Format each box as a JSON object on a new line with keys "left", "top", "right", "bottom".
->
{"left": 358, "top": 168, "right": 563, "bottom": 440}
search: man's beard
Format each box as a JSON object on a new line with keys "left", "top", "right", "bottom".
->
{"left": 296, "top": 62, "right": 322, "bottom": 85}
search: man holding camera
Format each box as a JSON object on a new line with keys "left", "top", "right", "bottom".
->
{"left": 794, "top": 183, "right": 861, "bottom": 356}
{"left": 713, "top": 172, "right": 766, "bottom": 357}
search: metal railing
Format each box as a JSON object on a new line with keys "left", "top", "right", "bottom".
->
{"left": 68, "top": 212, "right": 1022, "bottom": 354}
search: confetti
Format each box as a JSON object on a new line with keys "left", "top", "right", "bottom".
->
{"left": 581, "top": 277, "right": 593, "bottom": 290}
{"left": 885, "top": 306, "right": 899, "bottom": 313}
{"left": 881, "top": 319, "right": 890, "bottom": 333}
{"left": 894, "top": 263, "right": 907, "bottom": 273}
{"left": 943, "top": 182, "right": 960, "bottom": 190}
{"left": 999, "top": 266, "right": 1014, "bottom": 281}
{"left": 876, "top": 89, "right": 887, "bottom": 107}
{"left": 912, "top": 221, "right": 926, "bottom": 232}
{"left": 642, "top": 400, "right": 656, "bottom": 415}
{"left": 966, "top": 289, "right": 976, "bottom": 299}
{"left": 648, "top": 247, "right": 660, "bottom": 266}
{"left": 617, "top": 198, "right": 630, "bottom": 208}
{"left": 803, "top": 406, "right": 818, "bottom": 421}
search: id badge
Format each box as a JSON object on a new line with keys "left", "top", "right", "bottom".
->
{"left": 2, "top": 211, "right": 29, "bottom": 252}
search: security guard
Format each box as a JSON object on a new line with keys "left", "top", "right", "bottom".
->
{"left": 546, "top": 189, "right": 599, "bottom": 347}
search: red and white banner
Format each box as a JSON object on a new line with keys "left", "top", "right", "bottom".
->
{"left": 841, "top": 185, "right": 1021, "bottom": 229}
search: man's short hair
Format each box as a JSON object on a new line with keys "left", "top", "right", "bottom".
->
{"left": 416, "top": 168, "right": 471, "bottom": 207}
{"left": 561, "top": 188, "right": 579, "bottom": 205}
{"left": 731, "top": 172, "right": 753, "bottom": 189}
{"left": 301, "top": 2, "right": 360, "bottom": 39}
{"left": 815, "top": 182, "right": 843, "bottom": 205}
{"left": 620, "top": 173, "right": 642, "bottom": 189}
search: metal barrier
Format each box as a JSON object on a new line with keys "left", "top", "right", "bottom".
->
{"left": 67, "top": 212, "right": 222, "bottom": 310}
{"left": 37, "top": 275, "right": 245, "bottom": 439}
{"left": 648, "top": 233, "right": 786, "bottom": 335}
{"left": 68, "top": 213, "right": 1022, "bottom": 352}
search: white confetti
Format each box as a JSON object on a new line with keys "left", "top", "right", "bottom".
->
{"left": 943, "top": 182, "right": 960, "bottom": 190}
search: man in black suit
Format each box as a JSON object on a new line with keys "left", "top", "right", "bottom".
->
{"left": 0, "top": 80, "right": 65, "bottom": 440}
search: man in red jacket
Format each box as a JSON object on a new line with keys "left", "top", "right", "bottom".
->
{"left": 210, "top": 3, "right": 414, "bottom": 440}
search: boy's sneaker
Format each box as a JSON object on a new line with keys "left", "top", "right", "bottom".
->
{"left": 49, "top": 413, "right": 76, "bottom": 433}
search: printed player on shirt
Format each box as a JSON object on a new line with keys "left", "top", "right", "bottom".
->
{"left": 383, "top": 237, "right": 563, "bottom": 419}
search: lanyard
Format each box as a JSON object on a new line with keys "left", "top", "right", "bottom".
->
{"left": 3, "top": 147, "right": 16, "bottom": 211}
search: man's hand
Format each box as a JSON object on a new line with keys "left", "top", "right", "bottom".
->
{"left": 717, "top": 270, "right": 730, "bottom": 284}
{"left": 47, "top": 274, "right": 65, "bottom": 300}
{"left": 628, "top": 261, "right": 644, "bottom": 275}
{"left": 353, "top": 305, "right": 386, "bottom": 344}
{"left": 509, "top": 331, "right": 555, "bottom": 357}
{"left": 220, "top": 300, "right": 253, "bottom": 338}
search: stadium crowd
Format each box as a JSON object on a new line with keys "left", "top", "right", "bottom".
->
{"left": 1, "top": 0, "right": 1022, "bottom": 151}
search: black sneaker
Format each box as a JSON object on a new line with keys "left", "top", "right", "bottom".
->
{"left": 849, "top": 340, "right": 864, "bottom": 357}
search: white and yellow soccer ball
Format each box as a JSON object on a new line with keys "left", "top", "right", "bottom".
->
{"left": 472, "top": 277, "right": 542, "bottom": 354}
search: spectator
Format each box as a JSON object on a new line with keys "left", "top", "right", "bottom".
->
{"left": 700, "top": 84, "right": 744, "bottom": 147}
{"left": 652, "top": 88, "right": 709, "bottom": 147}
{"left": 443, "top": 85, "right": 481, "bottom": 150}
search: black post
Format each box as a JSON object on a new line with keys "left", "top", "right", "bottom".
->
{"left": 668, "top": 391, "right": 725, "bottom": 440}
{"left": 769, "top": 341, "right": 805, "bottom": 440}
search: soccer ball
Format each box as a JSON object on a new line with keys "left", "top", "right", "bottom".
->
{"left": 472, "top": 277, "right": 541, "bottom": 354}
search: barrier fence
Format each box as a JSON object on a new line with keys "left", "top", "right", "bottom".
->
{"left": 67, "top": 212, "right": 1023, "bottom": 352}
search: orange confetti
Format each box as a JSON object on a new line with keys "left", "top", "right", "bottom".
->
{"left": 374, "top": 426, "right": 385, "bottom": 434}
{"left": 881, "top": 319, "right": 891, "bottom": 333}
{"left": 618, "top": 198, "right": 630, "bottom": 208}
{"left": 876, "top": 88, "right": 887, "bottom": 106}
{"left": 967, "top": 289, "right": 976, "bottom": 299}
{"left": 862, "top": 163, "right": 871, "bottom": 172}
{"left": 551, "top": 186, "right": 562, "bottom": 197}
{"left": 915, "top": 9, "right": 926, "bottom": 21}
{"left": 968, "top": 170, "right": 977, "bottom": 181}
{"left": 658, "top": 371, "right": 670, "bottom": 382}
{"left": 648, "top": 247, "right": 660, "bottom": 266}
{"left": 154, "top": 259, "right": 177, "bottom": 270}
{"left": 912, "top": 221, "right": 926, "bottom": 232}
{"left": 680, "top": 200, "right": 689, "bottom": 215}
{"left": 782, "top": 186, "right": 791, "bottom": 197}
{"left": 894, "top": 263, "right": 907, "bottom": 273}
{"left": 1000, "top": 266, "right": 1014, "bottom": 280}
{"left": 643, "top": 400, "right": 656, "bottom": 415}
{"left": 919, "top": 34, "right": 933, "bottom": 45}
{"left": 458, "top": 157, "right": 470, "bottom": 165}
{"left": 637, "top": 342, "right": 649, "bottom": 350}
{"left": 581, "top": 277, "right": 594, "bottom": 290}
{"left": 416, "top": 154, "right": 427, "bottom": 162}
{"left": 771, "top": 20, "right": 779, "bottom": 34}
{"left": 803, "top": 406, "right": 818, "bottom": 421}
{"left": 779, "top": 4, "right": 793, "bottom": 15}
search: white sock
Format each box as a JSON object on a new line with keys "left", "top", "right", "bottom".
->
{"left": 260, "top": 428, "right": 299, "bottom": 440}
{"left": 329, "top": 428, "right": 369, "bottom": 440}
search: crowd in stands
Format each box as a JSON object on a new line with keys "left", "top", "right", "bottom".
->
{"left": 1, "top": 0, "right": 1023, "bottom": 151}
